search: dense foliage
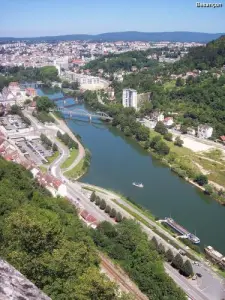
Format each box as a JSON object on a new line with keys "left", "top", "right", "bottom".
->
{"left": 174, "top": 35, "right": 225, "bottom": 70}
{"left": 0, "top": 66, "right": 59, "bottom": 88}
{"left": 57, "top": 130, "right": 78, "bottom": 149}
{"left": 91, "top": 220, "right": 186, "bottom": 300}
{"left": 0, "top": 158, "right": 129, "bottom": 300}
{"left": 83, "top": 49, "right": 161, "bottom": 74}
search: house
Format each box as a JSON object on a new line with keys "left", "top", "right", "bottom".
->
{"left": 197, "top": 125, "right": 213, "bottom": 139}
{"left": 8, "top": 82, "right": 20, "bottom": 94}
{"left": 187, "top": 127, "right": 196, "bottom": 136}
{"left": 163, "top": 117, "right": 174, "bottom": 127}
{"left": 150, "top": 111, "right": 164, "bottom": 122}
{"left": 31, "top": 170, "right": 67, "bottom": 197}
{"left": 220, "top": 136, "right": 225, "bottom": 144}
{"left": 25, "top": 88, "right": 37, "bottom": 98}
{"left": 80, "top": 209, "right": 98, "bottom": 228}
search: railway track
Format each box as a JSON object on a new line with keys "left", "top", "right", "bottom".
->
{"left": 100, "top": 254, "right": 148, "bottom": 300}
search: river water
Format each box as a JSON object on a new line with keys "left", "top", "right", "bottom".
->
{"left": 39, "top": 88, "right": 225, "bottom": 254}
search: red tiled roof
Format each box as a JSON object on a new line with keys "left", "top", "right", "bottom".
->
{"left": 220, "top": 136, "right": 225, "bottom": 141}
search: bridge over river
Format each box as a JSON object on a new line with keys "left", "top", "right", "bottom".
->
{"left": 52, "top": 107, "right": 113, "bottom": 121}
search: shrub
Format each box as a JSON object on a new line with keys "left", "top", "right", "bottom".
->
{"left": 110, "top": 208, "right": 116, "bottom": 218}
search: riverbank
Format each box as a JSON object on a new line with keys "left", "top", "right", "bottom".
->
{"left": 83, "top": 92, "right": 225, "bottom": 205}
{"left": 81, "top": 182, "right": 225, "bottom": 278}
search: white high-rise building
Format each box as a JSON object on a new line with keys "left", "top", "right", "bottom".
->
{"left": 122, "top": 89, "right": 138, "bottom": 110}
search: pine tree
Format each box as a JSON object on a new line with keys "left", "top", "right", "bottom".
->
{"left": 90, "top": 192, "right": 96, "bottom": 202}
{"left": 172, "top": 253, "right": 183, "bottom": 270}
{"left": 157, "top": 243, "right": 165, "bottom": 255}
{"left": 95, "top": 196, "right": 100, "bottom": 206}
{"left": 115, "top": 212, "right": 122, "bottom": 222}
{"left": 100, "top": 199, "right": 106, "bottom": 210}
{"left": 166, "top": 249, "right": 174, "bottom": 262}
{"left": 181, "top": 259, "right": 194, "bottom": 277}
{"left": 110, "top": 208, "right": 116, "bottom": 218}
{"left": 104, "top": 205, "right": 111, "bottom": 214}
{"left": 151, "top": 236, "right": 159, "bottom": 249}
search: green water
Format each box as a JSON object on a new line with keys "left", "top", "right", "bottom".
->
{"left": 39, "top": 88, "right": 225, "bottom": 254}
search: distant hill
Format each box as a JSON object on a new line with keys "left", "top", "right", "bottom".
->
{"left": 179, "top": 35, "right": 225, "bottom": 69}
{"left": 0, "top": 31, "right": 224, "bottom": 43}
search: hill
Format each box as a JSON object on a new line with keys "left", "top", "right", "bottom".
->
{"left": 178, "top": 35, "right": 225, "bottom": 69}
{"left": 0, "top": 31, "right": 224, "bottom": 43}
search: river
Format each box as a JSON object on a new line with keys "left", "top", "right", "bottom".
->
{"left": 38, "top": 88, "right": 225, "bottom": 254}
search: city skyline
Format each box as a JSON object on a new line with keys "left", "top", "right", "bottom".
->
{"left": 1, "top": 0, "right": 225, "bottom": 37}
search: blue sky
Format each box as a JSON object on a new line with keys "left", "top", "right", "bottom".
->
{"left": 1, "top": 0, "right": 225, "bottom": 37}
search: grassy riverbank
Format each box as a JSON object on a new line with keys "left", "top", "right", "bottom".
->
{"left": 61, "top": 148, "right": 78, "bottom": 169}
{"left": 64, "top": 149, "right": 91, "bottom": 180}
{"left": 46, "top": 151, "right": 59, "bottom": 164}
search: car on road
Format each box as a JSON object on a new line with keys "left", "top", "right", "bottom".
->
{"left": 193, "top": 261, "right": 200, "bottom": 266}
{"left": 77, "top": 197, "right": 80, "bottom": 201}
{"left": 196, "top": 273, "right": 202, "bottom": 277}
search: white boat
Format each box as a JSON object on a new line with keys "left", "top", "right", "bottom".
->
{"left": 132, "top": 182, "right": 144, "bottom": 188}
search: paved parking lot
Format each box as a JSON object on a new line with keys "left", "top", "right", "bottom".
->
{"left": 0, "top": 115, "right": 28, "bottom": 132}
{"left": 192, "top": 263, "right": 225, "bottom": 300}
{"left": 15, "top": 138, "right": 53, "bottom": 165}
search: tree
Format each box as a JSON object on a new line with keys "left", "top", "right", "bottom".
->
{"left": 204, "top": 184, "right": 213, "bottom": 195}
{"left": 157, "top": 243, "right": 165, "bottom": 255}
{"left": 181, "top": 259, "right": 194, "bottom": 277}
{"left": 36, "top": 96, "right": 55, "bottom": 112}
{"left": 180, "top": 125, "right": 188, "bottom": 134}
{"left": 176, "top": 77, "right": 184, "bottom": 87}
{"left": 100, "top": 199, "right": 107, "bottom": 210}
{"left": 123, "top": 126, "right": 132, "bottom": 137}
{"left": 74, "top": 266, "right": 117, "bottom": 300}
{"left": 150, "top": 135, "right": 161, "bottom": 149}
{"left": 155, "top": 140, "right": 170, "bottom": 155}
{"left": 151, "top": 236, "right": 159, "bottom": 249}
{"left": 172, "top": 254, "right": 183, "bottom": 270}
{"left": 194, "top": 174, "right": 208, "bottom": 186}
{"left": 135, "top": 125, "right": 149, "bottom": 141}
{"left": 70, "top": 81, "right": 79, "bottom": 90}
{"left": 52, "top": 143, "right": 58, "bottom": 152}
{"left": 95, "top": 196, "right": 101, "bottom": 206}
{"left": 97, "top": 221, "right": 117, "bottom": 238}
{"left": 164, "top": 132, "right": 173, "bottom": 141}
{"left": 110, "top": 208, "right": 117, "bottom": 218}
{"left": 174, "top": 136, "right": 184, "bottom": 147}
{"left": 105, "top": 205, "right": 111, "bottom": 214}
{"left": 116, "top": 212, "right": 123, "bottom": 222}
{"left": 40, "top": 66, "right": 58, "bottom": 82}
{"left": 155, "top": 121, "right": 168, "bottom": 135}
{"left": 90, "top": 192, "right": 96, "bottom": 202}
{"left": 144, "top": 140, "right": 151, "bottom": 149}
{"left": 10, "top": 104, "right": 20, "bottom": 114}
{"left": 166, "top": 249, "right": 174, "bottom": 262}
{"left": 62, "top": 80, "right": 70, "bottom": 88}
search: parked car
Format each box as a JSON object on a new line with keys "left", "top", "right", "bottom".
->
{"left": 196, "top": 273, "right": 202, "bottom": 278}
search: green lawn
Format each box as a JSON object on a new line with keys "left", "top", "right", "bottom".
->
{"left": 39, "top": 165, "right": 48, "bottom": 174}
{"left": 46, "top": 151, "right": 59, "bottom": 164}
{"left": 61, "top": 148, "right": 78, "bottom": 169}
{"left": 64, "top": 158, "right": 85, "bottom": 179}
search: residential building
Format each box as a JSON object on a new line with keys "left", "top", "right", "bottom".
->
{"left": 163, "top": 117, "right": 174, "bottom": 127}
{"left": 122, "top": 88, "right": 138, "bottom": 110}
{"left": 197, "top": 124, "right": 213, "bottom": 139}
{"left": 187, "top": 127, "right": 196, "bottom": 136}
{"left": 150, "top": 111, "right": 164, "bottom": 122}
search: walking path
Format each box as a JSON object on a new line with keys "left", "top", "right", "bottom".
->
{"left": 50, "top": 112, "right": 85, "bottom": 172}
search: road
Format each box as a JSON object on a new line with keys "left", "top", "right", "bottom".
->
{"left": 80, "top": 183, "right": 225, "bottom": 300}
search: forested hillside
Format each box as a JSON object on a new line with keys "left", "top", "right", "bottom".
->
{"left": 174, "top": 35, "right": 225, "bottom": 70}
{"left": 0, "top": 158, "right": 119, "bottom": 300}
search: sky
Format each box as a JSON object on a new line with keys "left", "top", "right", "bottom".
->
{"left": 0, "top": 0, "right": 225, "bottom": 37}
